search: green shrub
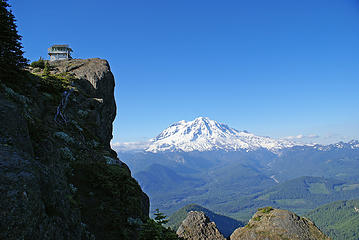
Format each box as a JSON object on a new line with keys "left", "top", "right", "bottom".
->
{"left": 139, "top": 216, "right": 183, "bottom": 240}
{"left": 37, "top": 73, "right": 73, "bottom": 95}
{"left": 253, "top": 216, "right": 261, "bottom": 221}
{"left": 30, "top": 57, "right": 45, "bottom": 69}
{"left": 43, "top": 61, "right": 50, "bottom": 75}
{"left": 258, "top": 206, "right": 274, "bottom": 214}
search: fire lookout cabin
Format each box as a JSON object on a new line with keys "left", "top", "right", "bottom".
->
{"left": 48, "top": 44, "right": 73, "bottom": 61}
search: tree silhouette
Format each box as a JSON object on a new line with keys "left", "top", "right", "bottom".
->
{"left": 0, "top": 0, "right": 28, "bottom": 78}
{"left": 139, "top": 209, "right": 183, "bottom": 240}
{"left": 154, "top": 208, "right": 169, "bottom": 225}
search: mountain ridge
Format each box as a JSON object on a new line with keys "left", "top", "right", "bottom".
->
{"left": 146, "top": 117, "right": 299, "bottom": 153}
{"left": 115, "top": 117, "right": 359, "bottom": 153}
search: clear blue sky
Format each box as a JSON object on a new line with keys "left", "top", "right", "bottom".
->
{"left": 11, "top": 0, "right": 359, "bottom": 144}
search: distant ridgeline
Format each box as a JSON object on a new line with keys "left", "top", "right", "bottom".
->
{"left": 119, "top": 131, "right": 359, "bottom": 218}
{"left": 118, "top": 117, "right": 359, "bottom": 235}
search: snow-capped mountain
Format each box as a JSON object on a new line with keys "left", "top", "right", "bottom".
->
{"left": 145, "top": 117, "right": 299, "bottom": 153}
{"left": 313, "top": 140, "right": 359, "bottom": 151}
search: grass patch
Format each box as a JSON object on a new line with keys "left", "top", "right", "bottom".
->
{"left": 37, "top": 73, "right": 74, "bottom": 95}
{"left": 258, "top": 206, "right": 273, "bottom": 214}
{"left": 253, "top": 216, "right": 261, "bottom": 221}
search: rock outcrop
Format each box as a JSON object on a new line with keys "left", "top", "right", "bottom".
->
{"left": 0, "top": 59, "right": 149, "bottom": 240}
{"left": 168, "top": 204, "right": 244, "bottom": 238}
{"left": 230, "top": 207, "right": 331, "bottom": 240}
{"left": 49, "top": 58, "right": 116, "bottom": 148}
{"left": 176, "top": 211, "right": 226, "bottom": 240}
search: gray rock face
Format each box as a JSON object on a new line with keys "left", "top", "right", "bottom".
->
{"left": 177, "top": 211, "right": 226, "bottom": 240}
{"left": 230, "top": 207, "right": 331, "bottom": 240}
{"left": 0, "top": 91, "right": 82, "bottom": 239}
{"left": 0, "top": 59, "right": 148, "bottom": 240}
{"left": 49, "top": 58, "right": 116, "bottom": 148}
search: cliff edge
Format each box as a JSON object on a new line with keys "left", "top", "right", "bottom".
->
{"left": 0, "top": 58, "right": 149, "bottom": 240}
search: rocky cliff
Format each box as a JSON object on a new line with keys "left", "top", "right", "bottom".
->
{"left": 0, "top": 58, "right": 149, "bottom": 240}
{"left": 176, "top": 211, "right": 226, "bottom": 240}
{"left": 230, "top": 207, "right": 330, "bottom": 240}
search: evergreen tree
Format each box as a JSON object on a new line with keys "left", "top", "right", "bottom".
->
{"left": 0, "top": 0, "right": 28, "bottom": 78}
{"left": 139, "top": 209, "right": 184, "bottom": 240}
{"left": 154, "top": 208, "right": 169, "bottom": 225}
{"left": 139, "top": 219, "right": 162, "bottom": 240}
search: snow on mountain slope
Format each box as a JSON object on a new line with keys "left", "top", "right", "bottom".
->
{"left": 313, "top": 140, "right": 359, "bottom": 151}
{"left": 145, "top": 117, "right": 299, "bottom": 153}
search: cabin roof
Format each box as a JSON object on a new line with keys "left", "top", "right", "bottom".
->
{"left": 49, "top": 44, "right": 73, "bottom": 52}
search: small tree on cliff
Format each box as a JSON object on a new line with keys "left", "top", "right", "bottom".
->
{"left": 139, "top": 209, "right": 183, "bottom": 240}
{"left": 154, "top": 208, "right": 169, "bottom": 225}
{"left": 0, "top": 0, "right": 28, "bottom": 78}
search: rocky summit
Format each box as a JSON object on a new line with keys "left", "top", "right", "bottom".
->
{"left": 0, "top": 59, "right": 149, "bottom": 240}
{"left": 230, "top": 207, "right": 330, "bottom": 240}
{"left": 176, "top": 211, "right": 226, "bottom": 240}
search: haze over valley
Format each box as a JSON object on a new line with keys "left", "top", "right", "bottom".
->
{"left": 116, "top": 117, "right": 359, "bottom": 223}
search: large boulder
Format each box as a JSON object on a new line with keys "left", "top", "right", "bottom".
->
{"left": 230, "top": 207, "right": 331, "bottom": 240}
{"left": 176, "top": 211, "right": 226, "bottom": 240}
